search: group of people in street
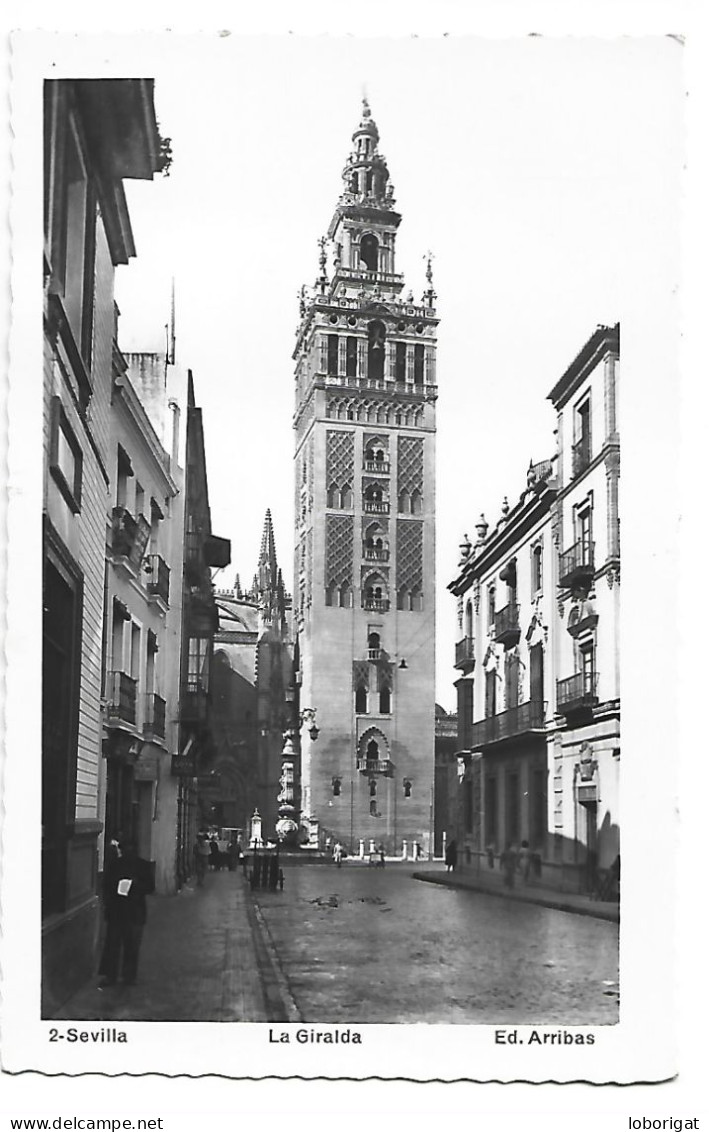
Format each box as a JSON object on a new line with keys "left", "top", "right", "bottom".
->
{"left": 194, "top": 831, "right": 243, "bottom": 884}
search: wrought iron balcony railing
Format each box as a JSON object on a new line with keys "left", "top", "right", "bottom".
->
{"left": 363, "top": 500, "right": 390, "bottom": 514}
{"left": 470, "top": 699, "right": 545, "bottom": 749}
{"left": 144, "top": 693, "right": 166, "bottom": 739}
{"left": 111, "top": 506, "right": 150, "bottom": 566}
{"left": 494, "top": 602, "right": 520, "bottom": 646}
{"left": 572, "top": 437, "right": 592, "bottom": 478}
{"left": 356, "top": 757, "right": 394, "bottom": 776}
{"left": 556, "top": 672, "right": 599, "bottom": 714}
{"left": 363, "top": 547, "right": 390, "bottom": 562}
{"left": 181, "top": 679, "right": 208, "bottom": 722}
{"left": 558, "top": 540, "right": 595, "bottom": 589}
{"left": 455, "top": 636, "right": 475, "bottom": 669}
{"left": 144, "top": 554, "right": 170, "bottom": 605}
{"left": 106, "top": 670, "right": 137, "bottom": 726}
{"left": 364, "top": 460, "right": 390, "bottom": 474}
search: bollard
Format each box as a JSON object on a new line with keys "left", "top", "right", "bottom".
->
{"left": 359, "top": 839, "right": 365, "bottom": 859}
{"left": 402, "top": 839, "right": 408, "bottom": 861}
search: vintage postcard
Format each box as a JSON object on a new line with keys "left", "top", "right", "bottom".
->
{"left": 1, "top": 28, "right": 683, "bottom": 1082}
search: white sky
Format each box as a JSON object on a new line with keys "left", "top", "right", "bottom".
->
{"left": 114, "top": 34, "right": 683, "bottom": 708}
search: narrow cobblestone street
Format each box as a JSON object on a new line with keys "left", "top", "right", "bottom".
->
{"left": 54, "top": 863, "right": 619, "bottom": 1026}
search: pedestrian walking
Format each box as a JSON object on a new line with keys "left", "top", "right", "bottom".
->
{"left": 518, "top": 839, "right": 532, "bottom": 884}
{"left": 445, "top": 839, "right": 458, "bottom": 872}
{"left": 209, "top": 838, "right": 221, "bottom": 872}
{"left": 378, "top": 842, "right": 386, "bottom": 867}
{"left": 98, "top": 838, "right": 154, "bottom": 987}
{"left": 500, "top": 842, "right": 516, "bottom": 888}
{"left": 227, "top": 836, "right": 241, "bottom": 872}
{"left": 194, "top": 834, "right": 210, "bottom": 885}
{"left": 333, "top": 841, "right": 343, "bottom": 868}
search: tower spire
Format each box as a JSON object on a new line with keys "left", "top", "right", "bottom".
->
{"left": 257, "top": 508, "right": 280, "bottom": 624}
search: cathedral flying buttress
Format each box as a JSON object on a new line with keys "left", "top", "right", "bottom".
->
{"left": 292, "top": 97, "right": 438, "bottom": 853}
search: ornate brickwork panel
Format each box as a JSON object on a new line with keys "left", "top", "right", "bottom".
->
{"left": 353, "top": 660, "right": 370, "bottom": 691}
{"left": 397, "top": 436, "right": 424, "bottom": 495}
{"left": 326, "top": 395, "right": 424, "bottom": 427}
{"left": 326, "top": 430, "right": 355, "bottom": 487}
{"left": 396, "top": 520, "right": 423, "bottom": 589}
{"left": 377, "top": 659, "right": 393, "bottom": 691}
{"left": 325, "top": 514, "right": 354, "bottom": 586}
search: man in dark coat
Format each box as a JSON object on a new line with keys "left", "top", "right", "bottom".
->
{"left": 99, "top": 838, "right": 154, "bottom": 986}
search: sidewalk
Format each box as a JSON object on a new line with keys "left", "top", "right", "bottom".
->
{"left": 52, "top": 870, "right": 292, "bottom": 1022}
{"left": 413, "top": 865, "right": 620, "bottom": 922}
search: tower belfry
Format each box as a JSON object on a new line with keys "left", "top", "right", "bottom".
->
{"left": 293, "top": 100, "right": 438, "bottom": 853}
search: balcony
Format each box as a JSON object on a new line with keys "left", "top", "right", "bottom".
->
{"left": 470, "top": 699, "right": 545, "bottom": 749}
{"left": 111, "top": 506, "right": 150, "bottom": 566}
{"left": 364, "top": 460, "right": 390, "bottom": 474}
{"left": 144, "top": 554, "right": 170, "bottom": 606}
{"left": 106, "top": 671, "right": 137, "bottom": 727}
{"left": 144, "top": 693, "right": 166, "bottom": 740}
{"left": 572, "top": 437, "right": 592, "bottom": 478}
{"left": 455, "top": 636, "right": 475, "bottom": 670}
{"left": 557, "top": 672, "right": 599, "bottom": 716}
{"left": 363, "top": 547, "right": 390, "bottom": 562}
{"left": 363, "top": 500, "right": 390, "bottom": 514}
{"left": 558, "top": 540, "right": 595, "bottom": 590}
{"left": 494, "top": 602, "right": 520, "bottom": 647}
{"left": 362, "top": 597, "right": 390, "bottom": 613}
{"left": 181, "top": 680, "right": 208, "bottom": 723}
{"left": 356, "top": 758, "right": 394, "bottom": 776}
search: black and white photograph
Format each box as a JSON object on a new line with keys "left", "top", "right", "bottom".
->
{"left": 1, "top": 24, "right": 687, "bottom": 1085}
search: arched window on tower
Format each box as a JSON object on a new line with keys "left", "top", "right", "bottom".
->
{"left": 327, "top": 334, "right": 339, "bottom": 376}
{"left": 395, "top": 342, "right": 407, "bottom": 383}
{"left": 340, "top": 484, "right": 353, "bottom": 510}
{"left": 411, "top": 488, "right": 422, "bottom": 515}
{"left": 368, "top": 632, "right": 381, "bottom": 661}
{"left": 367, "top": 320, "right": 386, "bottom": 382}
{"left": 414, "top": 343, "right": 425, "bottom": 384}
{"left": 327, "top": 483, "right": 340, "bottom": 508}
{"left": 397, "top": 587, "right": 409, "bottom": 611}
{"left": 361, "top": 234, "right": 379, "bottom": 271}
{"left": 355, "top": 684, "right": 368, "bottom": 714}
{"left": 325, "top": 582, "right": 337, "bottom": 607}
{"left": 398, "top": 489, "right": 410, "bottom": 514}
{"left": 379, "top": 685, "right": 391, "bottom": 714}
{"left": 465, "top": 599, "right": 474, "bottom": 639}
{"left": 351, "top": 172, "right": 358, "bottom": 194}
{"left": 366, "top": 739, "right": 379, "bottom": 768}
{"left": 346, "top": 336, "right": 358, "bottom": 378}
{"left": 339, "top": 582, "right": 352, "bottom": 609}
{"left": 410, "top": 587, "right": 423, "bottom": 612}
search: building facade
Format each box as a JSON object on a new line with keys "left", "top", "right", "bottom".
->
{"left": 449, "top": 461, "right": 557, "bottom": 873}
{"left": 42, "top": 79, "right": 164, "bottom": 1013}
{"left": 293, "top": 100, "right": 438, "bottom": 853}
{"left": 173, "top": 373, "right": 231, "bottom": 882}
{"left": 547, "top": 324, "right": 620, "bottom": 888}
{"left": 448, "top": 324, "right": 620, "bottom": 893}
{"left": 211, "top": 512, "right": 293, "bottom": 840}
{"left": 102, "top": 347, "right": 183, "bottom": 898}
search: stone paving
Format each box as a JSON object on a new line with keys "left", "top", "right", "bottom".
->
{"left": 53, "top": 869, "right": 273, "bottom": 1022}
{"left": 414, "top": 864, "right": 620, "bottom": 922}
{"left": 253, "top": 862, "right": 620, "bottom": 1025}
{"left": 52, "top": 860, "right": 620, "bottom": 1026}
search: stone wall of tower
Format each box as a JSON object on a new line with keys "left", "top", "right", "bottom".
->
{"left": 294, "top": 398, "right": 436, "bottom": 853}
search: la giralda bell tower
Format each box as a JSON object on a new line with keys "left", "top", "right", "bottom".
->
{"left": 293, "top": 99, "right": 438, "bottom": 855}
